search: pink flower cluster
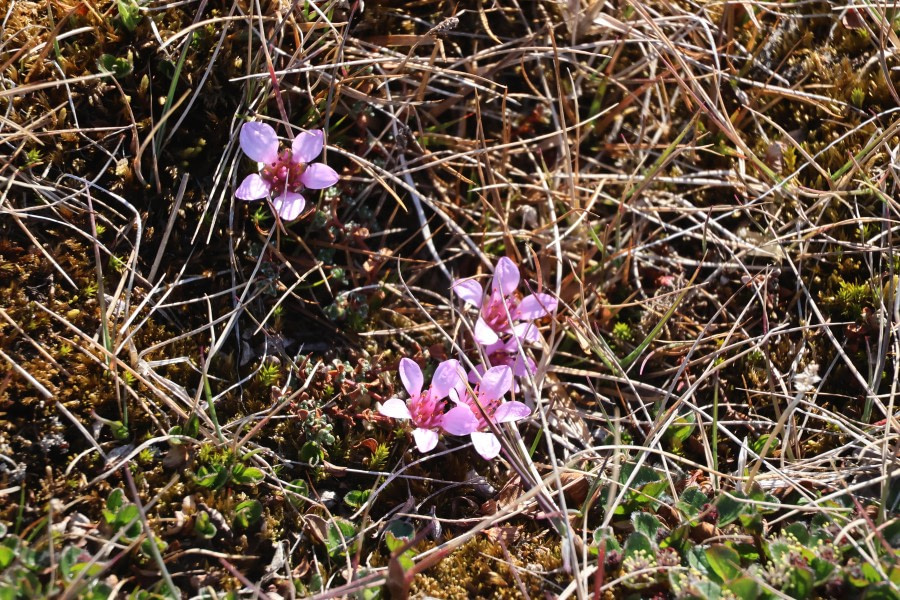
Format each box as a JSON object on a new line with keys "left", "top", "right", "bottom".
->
{"left": 452, "top": 257, "right": 557, "bottom": 377}
{"left": 235, "top": 122, "right": 339, "bottom": 221}
{"left": 378, "top": 358, "right": 529, "bottom": 460}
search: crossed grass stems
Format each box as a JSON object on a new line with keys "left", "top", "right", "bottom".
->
{"left": 1, "top": 0, "right": 899, "bottom": 596}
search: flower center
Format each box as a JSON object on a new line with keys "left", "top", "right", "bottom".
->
{"left": 465, "top": 389, "right": 500, "bottom": 430}
{"left": 409, "top": 390, "right": 445, "bottom": 429}
{"left": 261, "top": 149, "right": 307, "bottom": 195}
{"left": 482, "top": 290, "right": 520, "bottom": 333}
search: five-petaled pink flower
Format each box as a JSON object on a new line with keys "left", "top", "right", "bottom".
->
{"left": 235, "top": 122, "right": 339, "bottom": 221}
{"left": 452, "top": 257, "right": 557, "bottom": 346}
{"left": 378, "top": 358, "right": 466, "bottom": 453}
{"left": 442, "top": 365, "right": 531, "bottom": 460}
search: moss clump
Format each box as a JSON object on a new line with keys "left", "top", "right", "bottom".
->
{"left": 411, "top": 533, "right": 564, "bottom": 599}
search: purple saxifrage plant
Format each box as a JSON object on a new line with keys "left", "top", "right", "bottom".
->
{"left": 452, "top": 256, "right": 557, "bottom": 347}
{"left": 442, "top": 365, "right": 531, "bottom": 460}
{"left": 378, "top": 358, "right": 466, "bottom": 453}
{"left": 235, "top": 122, "right": 339, "bottom": 221}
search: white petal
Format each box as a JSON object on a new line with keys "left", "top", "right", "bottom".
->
{"left": 272, "top": 191, "right": 306, "bottom": 221}
{"left": 412, "top": 428, "right": 439, "bottom": 453}
{"left": 471, "top": 432, "right": 502, "bottom": 460}
{"left": 473, "top": 317, "right": 500, "bottom": 345}
{"left": 452, "top": 279, "right": 484, "bottom": 307}
{"left": 492, "top": 257, "right": 520, "bottom": 296}
{"left": 240, "top": 122, "right": 279, "bottom": 164}
{"left": 378, "top": 398, "right": 411, "bottom": 420}
{"left": 300, "top": 163, "right": 339, "bottom": 189}
{"left": 494, "top": 401, "right": 530, "bottom": 423}
{"left": 292, "top": 130, "right": 324, "bottom": 163}
{"left": 517, "top": 293, "right": 557, "bottom": 320}
{"left": 399, "top": 358, "right": 423, "bottom": 396}
{"left": 235, "top": 173, "right": 271, "bottom": 200}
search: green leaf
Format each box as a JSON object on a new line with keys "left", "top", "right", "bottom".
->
{"left": 677, "top": 487, "right": 709, "bottom": 519}
{"left": 107, "top": 488, "right": 125, "bottom": 512}
{"left": 117, "top": 0, "right": 142, "bottom": 31}
{"left": 300, "top": 441, "right": 324, "bottom": 465}
{"left": 783, "top": 522, "right": 809, "bottom": 545}
{"left": 384, "top": 520, "right": 415, "bottom": 553}
{"left": 58, "top": 546, "right": 83, "bottom": 583}
{"left": 632, "top": 512, "right": 661, "bottom": 540}
{"left": 194, "top": 511, "right": 217, "bottom": 540}
{"left": 810, "top": 557, "right": 835, "bottom": 584}
{"left": 633, "top": 480, "right": 667, "bottom": 504}
{"left": 622, "top": 532, "right": 653, "bottom": 561}
{"left": 97, "top": 54, "right": 133, "bottom": 78}
{"left": 785, "top": 566, "right": 813, "bottom": 599}
{"left": 863, "top": 583, "right": 900, "bottom": 599}
{"left": 0, "top": 546, "right": 14, "bottom": 569}
{"left": 705, "top": 545, "right": 742, "bottom": 583}
{"left": 725, "top": 576, "right": 759, "bottom": 600}
{"left": 344, "top": 489, "right": 372, "bottom": 509}
{"left": 233, "top": 500, "right": 262, "bottom": 529}
{"left": 326, "top": 518, "right": 358, "bottom": 558}
{"left": 231, "top": 463, "right": 265, "bottom": 485}
{"left": 715, "top": 492, "right": 744, "bottom": 526}
{"left": 195, "top": 465, "right": 228, "bottom": 490}
{"left": 285, "top": 479, "right": 309, "bottom": 507}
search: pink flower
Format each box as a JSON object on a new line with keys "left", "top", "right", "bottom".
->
{"left": 235, "top": 122, "right": 339, "bottom": 221}
{"left": 452, "top": 257, "right": 557, "bottom": 346}
{"left": 378, "top": 358, "right": 466, "bottom": 453}
{"left": 441, "top": 365, "right": 531, "bottom": 460}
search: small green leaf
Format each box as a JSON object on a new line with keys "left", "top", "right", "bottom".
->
{"left": 117, "top": 0, "right": 142, "bottom": 31}
{"left": 58, "top": 546, "right": 83, "bottom": 582}
{"left": 622, "top": 532, "right": 653, "bottom": 561}
{"left": 97, "top": 54, "right": 133, "bottom": 78}
{"left": 0, "top": 546, "right": 14, "bottom": 569}
{"left": 107, "top": 488, "right": 125, "bottom": 512}
{"left": 326, "top": 518, "right": 358, "bottom": 558}
{"left": 343, "top": 489, "right": 371, "bottom": 509}
{"left": 194, "top": 511, "right": 217, "bottom": 540}
{"left": 785, "top": 566, "right": 813, "bottom": 599}
{"left": 706, "top": 544, "right": 742, "bottom": 583}
{"left": 632, "top": 512, "right": 661, "bottom": 540}
{"left": 233, "top": 500, "right": 262, "bottom": 529}
{"left": 384, "top": 520, "right": 415, "bottom": 553}
{"left": 195, "top": 465, "right": 228, "bottom": 490}
{"left": 725, "top": 576, "right": 759, "bottom": 600}
{"left": 300, "top": 441, "right": 324, "bottom": 465}
{"left": 231, "top": 463, "right": 265, "bottom": 485}
{"left": 677, "top": 487, "right": 709, "bottom": 519}
{"left": 286, "top": 479, "right": 309, "bottom": 507}
{"left": 715, "top": 492, "right": 744, "bottom": 526}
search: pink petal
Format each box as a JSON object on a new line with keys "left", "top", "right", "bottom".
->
{"left": 235, "top": 173, "right": 271, "bottom": 200}
{"left": 452, "top": 279, "right": 484, "bottom": 308}
{"left": 292, "top": 130, "right": 324, "bottom": 163}
{"left": 494, "top": 401, "right": 530, "bottom": 423}
{"left": 468, "top": 364, "right": 486, "bottom": 384}
{"left": 509, "top": 323, "right": 540, "bottom": 345}
{"left": 272, "top": 191, "right": 306, "bottom": 221}
{"left": 300, "top": 163, "right": 339, "bottom": 189}
{"left": 412, "top": 428, "right": 439, "bottom": 453}
{"left": 399, "top": 358, "right": 423, "bottom": 396}
{"left": 378, "top": 398, "right": 411, "bottom": 420}
{"left": 480, "top": 365, "right": 513, "bottom": 400}
{"left": 240, "top": 122, "right": 279, "bottom": 164}
{"left": 513, "top": 355, "right": 536, "bottom": 377}
{"left": 473, "top": 317, "right": 500, "bottom": 345}
{"left": 517, "top": 293, "right": 557, "bottom": 320}
{"left": 431, "top": 359, "right": 465, "bottom": 398}
{"left": 492, "top": 257, "right": 520, "bottom": 296}
{"left": 471, "top": 432, "right": 501, "bottom": 460}
{"left": 441, "top": 405, "right": 478, "bottom": 435}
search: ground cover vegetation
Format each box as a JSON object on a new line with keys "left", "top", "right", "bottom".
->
{"left": 0, "top": 0, "right": 898, "bottom": 597}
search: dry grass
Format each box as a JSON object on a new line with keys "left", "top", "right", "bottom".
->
{"left": 0, "top": 0, "right": 898, "bottom": 597}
